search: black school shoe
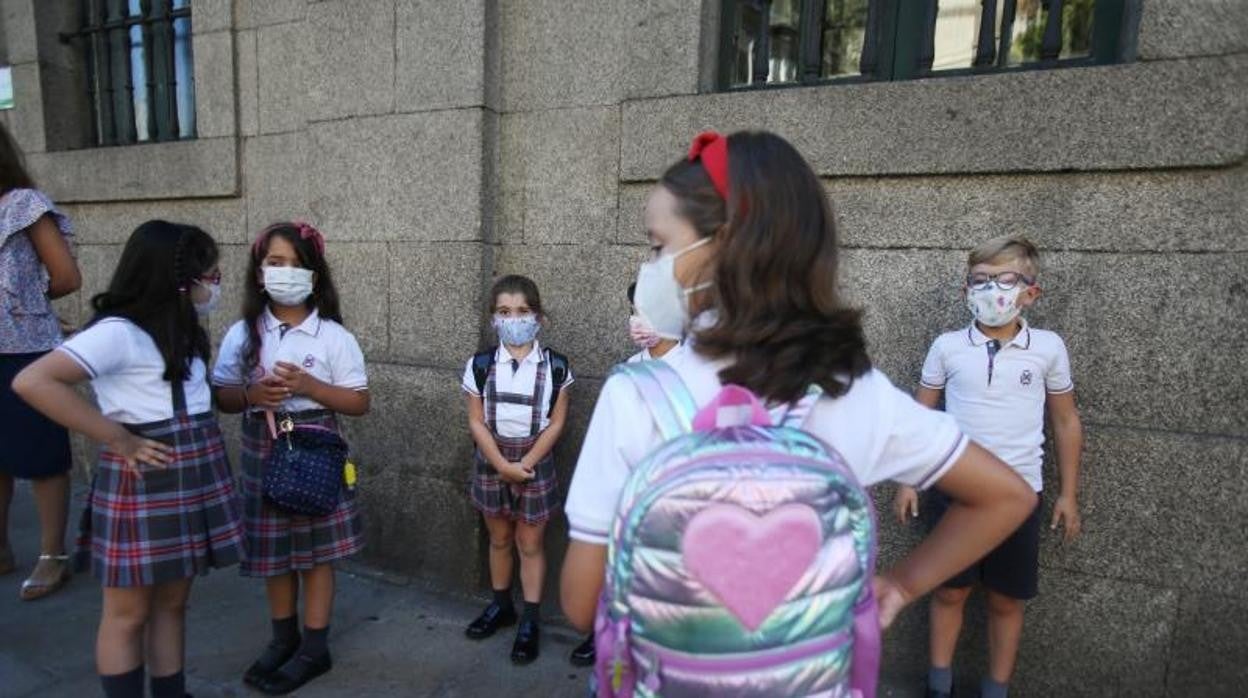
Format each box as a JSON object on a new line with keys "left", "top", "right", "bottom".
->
{"left": 569, "top": 635, "right": 595, "bottom": 667}
{"left": 256, "top": 652, "right": 333, "bottom": 695}
{"left": 242, "top": 639, "right": 301, "bottom": 687}
{"left": 925, "top": 680, "right": 956, "bottom": 698}
{"left": 465, "top": 600, "right": 517, "bottom": 640}
{"left": 510, "top": 619, "right": 541, "bottom": 665}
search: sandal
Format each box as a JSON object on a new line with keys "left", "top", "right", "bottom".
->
{"left": 19, "top": 554, "right": 70, "bottom": 601}
{"left": 0, "top": 546, "right": 14, "bottom": 576}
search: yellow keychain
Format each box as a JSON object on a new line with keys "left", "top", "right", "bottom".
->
{"left": 343, "top": 460, "right": 358, "bottom": 490}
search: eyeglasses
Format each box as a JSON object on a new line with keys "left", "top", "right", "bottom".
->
{"left": 966, "top": 271, "right": 1033, "bottom": 291}
{"left": 198, "top": 269, "right": 222, "bottom": 285}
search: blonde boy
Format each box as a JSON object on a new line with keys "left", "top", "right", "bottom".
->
{"left": 895, "top": 236, "right": 1084, "bottom": 698}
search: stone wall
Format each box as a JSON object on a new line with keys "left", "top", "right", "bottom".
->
{"left": 3, "top": 1, "right": 1245, "bottom": 695}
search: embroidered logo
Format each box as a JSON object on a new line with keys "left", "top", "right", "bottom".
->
{"left": 1020, "top": 369, "right": 1033, "bottom": 386}
{"left": 303, "top": 355, "right": 316, "bottom": 369}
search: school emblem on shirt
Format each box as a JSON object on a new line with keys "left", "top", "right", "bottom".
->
{"left": 303, "top": 355, "right": 316, "bottom": 369}
{"left": 1020, "top": 369, "right": 1033, "bottom": 386}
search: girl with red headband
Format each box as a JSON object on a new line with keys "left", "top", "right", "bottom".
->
{"left": 559, "top": 131, "right": 1035, "bottom": 696}
{"left": 212, "top": 222, "right": 370, "bottom": 695}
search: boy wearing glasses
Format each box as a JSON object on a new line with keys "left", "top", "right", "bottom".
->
{"left": 894, "top": 236, "right": 1084, "bottom": 698}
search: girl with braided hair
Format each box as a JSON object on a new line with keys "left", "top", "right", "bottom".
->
{"left": 212, "top": 221, "right": 368, "bottom": 695}
{"left": 13, "top": 219, "right": 243, "bottom": 698}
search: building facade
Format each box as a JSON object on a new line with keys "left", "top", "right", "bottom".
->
{"left": 1, "top": 1, "right": 1244, "bottom": 694}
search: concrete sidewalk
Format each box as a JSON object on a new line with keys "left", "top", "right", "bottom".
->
{"left": 0, "top": 483, "right": 919, "bottom": 697}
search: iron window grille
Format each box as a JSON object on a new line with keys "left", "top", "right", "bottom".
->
{"left": 62, "top": 0, "right": 195, "bottom": 147}
{"left": 719, "top": 0, "right": 1132, "bottom": 90}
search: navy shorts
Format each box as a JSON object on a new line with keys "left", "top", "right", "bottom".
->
{"left": 927, "top": 490, "right": 1042, "bottom": 600}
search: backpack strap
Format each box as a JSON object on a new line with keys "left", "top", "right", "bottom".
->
{"left": 609, "top": 360, "right": 697, "bottom": 441}
{"left": 776, "top": 385, "right": 824, "bottom": 429}
{"left": 471, "top": 348, "right": 495, "bottom": 396}
{"left": 544, "top": 348, "right": 569, "bottom": 412}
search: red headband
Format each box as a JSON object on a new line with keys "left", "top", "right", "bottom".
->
{"left": 252, "top": 220, "right": 326, "bottom": 258}
{"left": 688, "top": 131, "right": 730, "bottom": 201}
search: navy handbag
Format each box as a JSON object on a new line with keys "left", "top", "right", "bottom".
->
{"left": 262, "top": 414, "right": 349, "bottom": 517}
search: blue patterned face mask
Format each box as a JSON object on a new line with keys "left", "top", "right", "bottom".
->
{"left": 493, "top": 314, "right": 541, "bottom": 347}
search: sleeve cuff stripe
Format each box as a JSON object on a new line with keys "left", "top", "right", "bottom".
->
{"left": 57, "top": 346, "right": 97, "bottom": 378}
{"left": 917, "top": 434, "right": 969, "bottom": 490}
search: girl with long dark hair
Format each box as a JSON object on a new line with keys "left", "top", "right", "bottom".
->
{"left": 13, "top": 219, "right": 243, "bottom": 698}
{"left": 212, "top": 222, "right": 369, "bottom": 695}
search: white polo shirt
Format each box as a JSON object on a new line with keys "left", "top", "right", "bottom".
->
{"left": 212, "top": 308, "right": 369, "bottom": 413}
{"left": 565, "top": 347, "right": 968, "bottom": 545}
{"left": 460, "top": 341, "right": 574, "bottom": 438}
{"left": 625, "top": 341, "right": 685, "bottom": 364}
{"left": 920, "top": 321, "right": 1073, "bottom": 492}
{"left": 58, "top": 317, "right": 213, "bottom": 424}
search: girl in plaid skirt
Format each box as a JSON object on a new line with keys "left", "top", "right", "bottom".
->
{"left": 13, "top": 220, "right": 244, "bottom": 698}
{"left": 461, "top": 275, "right": 573, "bottom": 665}
{"left": 212, "top": 222, "right": 369, "bottom": 695}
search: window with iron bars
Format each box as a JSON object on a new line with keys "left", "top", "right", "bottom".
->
{"left": 62, "top": 0, "right": 195, "bottom": 147}
{"left": 719, "top": 0, "right": 1133, "bottom": 90}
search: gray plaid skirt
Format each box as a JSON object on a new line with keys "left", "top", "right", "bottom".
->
{"left": 75, "top": 411, "right": 245, "bottom": 587}
{"left": 238, "top": 411, "right": 363, "bottom": 577}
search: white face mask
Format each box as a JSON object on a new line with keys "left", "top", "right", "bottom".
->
{"left": 633, "top": 238, "right": 712, "bottom": 341}
{"left": 966, "top": 284, "right": 1023, "bottom": 327}
{"left": 263, "top": 266, "right": 314, "bottom": 307}
{"left": 193, "top": 280, "right": 221, "bottom": 316}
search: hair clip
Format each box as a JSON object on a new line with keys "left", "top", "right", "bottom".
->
{"left": 688, "top": 131, "right": 730, "bottom": 201}
{"left": 293, "top": 220, "right": 326, "bottom": 256}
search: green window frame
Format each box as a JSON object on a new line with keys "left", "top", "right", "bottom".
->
{"left": 718, "top": 0, "right": 1135, "bottom": 91}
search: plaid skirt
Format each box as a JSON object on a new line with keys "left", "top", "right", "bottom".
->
{"left": 75, "top": 412, "right": 245, "bottom": 588}
{"left": 470, "top": 433, "right": 559, "bottom": 525}
{"left": 239, "top": 411, "right": 363, "bottom": 577}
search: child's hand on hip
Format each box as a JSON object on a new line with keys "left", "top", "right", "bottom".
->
{"left": 1050, "top": 495, "right": 1082, "bottom": 542}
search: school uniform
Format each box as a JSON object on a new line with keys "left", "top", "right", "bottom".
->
{"left": 213, "top": 308, "right": 368, "bottom": 577}
{"left": 461, "top": 342, "right": 574, "bottom": 525}
{"left": 566, "top": 345, "right": 967, "bottom": 546}
{"left": 919, "top": 320, "right": 1073, "bottom": 599}
{"left": 0, "top": 188, "right": 74, "bottom": 480}
{"left": 624, "top": 341, "right": 684, "bottom": 365}
{"left": 58, "top": 318, "right": 245, "bottom": 587}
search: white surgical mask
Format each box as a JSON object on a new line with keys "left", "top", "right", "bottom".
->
{"left": 633, "top": 238, "right": 711, "bottom": 341}
{"left": 263, "top": 266, "right": 314, "bottom": 307}
{"left": 193, "top": 280, "right": 221, "bottom": 315}
{"left": 966, "top": 284, "right": 1023, "bottom": 327}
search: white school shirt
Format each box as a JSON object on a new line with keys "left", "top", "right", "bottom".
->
{"left": 460, "top": 341, "right": 575, "bottom": 438}
{"left": 919, "top": 321, "right": 1073, "bottom": 492}
{"left": 212, "top": 308, "right": 369, "bottom": 413}
{"left": 625, "top": 341, "right": 685, "bottom": 365}
{"left": 565, "top": 347, "right": 968, "bottom": 545}
{"left": 57, "top": 317, "right": 212, "bottom": 424}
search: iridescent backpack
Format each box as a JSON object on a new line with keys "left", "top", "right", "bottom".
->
{"left": 594, "top": 361, "right": 880, "bottom": 698}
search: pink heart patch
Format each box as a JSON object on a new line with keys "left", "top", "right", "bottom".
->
{"left": 681, "top": 503, "right": 824, "bottom": 631}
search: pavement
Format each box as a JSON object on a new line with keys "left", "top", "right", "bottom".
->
{"left": 0, "top": 482, "right": 920, "bottom": 697}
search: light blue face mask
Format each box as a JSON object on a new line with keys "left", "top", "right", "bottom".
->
{"left": 493, "top": 314, "right": 540, "bottom": 347}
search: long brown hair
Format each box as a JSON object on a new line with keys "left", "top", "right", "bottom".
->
{"left": 0, "top": 122, "right": 36, "bottom": 195}
{"left": 687, "top": 130, "right": 871, "bottom": 403}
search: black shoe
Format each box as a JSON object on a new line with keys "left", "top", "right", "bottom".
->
{"left": 242, "top": 640, "right": 300, "bottom": 687}
{"left": 925, "top": 680, "right": 955, "bottom": 698}
{"left": 569, "top": 635, "right": 595, "bottom": 667}
{"left": 465, "top": 601, "right": 517, "bottom": 640}
{"left": 256, "top": 652, "right": 332, "bottom": 695}
{"left": 510, "top": 619, "right": 541, "bottom": 665}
